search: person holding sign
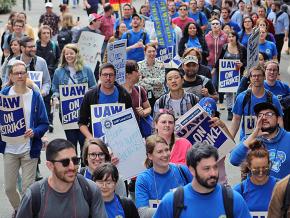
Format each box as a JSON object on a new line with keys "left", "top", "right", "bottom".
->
{"left": 93, "top": 163, "right": 140, "bottom": 218}
{"left": 135, "top": 135, "right": 192, "bottom": 217}
{"left": 0, "top": 60, "right": 49, "bottom": 215}
{"left": 233, "top": 140, "right": 278, "bottom": 214}
{"left": 52, "top": 43, "right": 96, "bottom": 157}
{"left": 79, "top": 63, "right": 132, "bottom": 139}
{"left": 259, "top": 28, "right": 278, "bottom": 61}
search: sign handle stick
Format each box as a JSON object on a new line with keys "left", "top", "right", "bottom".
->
{"left": 119, "top": 0, "right": 123, "bottom": 21}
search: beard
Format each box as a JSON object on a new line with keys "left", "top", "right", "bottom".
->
{"left": 261, "top": 124, "right": 278, "bottom": 134}
{"left": 195, "top": 170, "right": 219, "bottom": 189}
{"left": 54, "top": 168, "right": 77, "bottom": 184}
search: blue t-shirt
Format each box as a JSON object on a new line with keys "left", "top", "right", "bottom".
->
{"left": 234, "top": 176, "right": 278, "bottom": 212}
{"left": 121, "top": 30, "right": 150, "bottom": 62}
{"left": 98, "top": 86, "right": 119, "bottom": 104}
{"left": 259, "top": 40, "right": 277, "bottom": 60}
{"left": 153, "top": 183, "right": 252, "bottom": 218}
{"left": 223, "top": 20, "right": 241, "bottom": 33}
{"left": 264, "top": 80, "right": 290, "bottom": 100}
{"left": 188, "top": 11, "right": 208, "bottom": 27}
{"left": 232, "top": 90, "right": 283, "bottom": 141}
{"left": 239, "top": 31, "right": 251, "bottom": 47}
{"left": 114, "top": 17, "right": 132, "bottom": 31}
{"left": 135, "top": 164, "right": 192, "bottom": 208}
{"left": 105, "top": 194, "right": 125, "bottom": 218}
{"left": 186, "top": 37, "right": 202, "bottom": 50}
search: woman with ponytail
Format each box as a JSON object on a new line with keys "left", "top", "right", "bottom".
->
{"left": 233, "top": 140, "right": 278, "bottom": 213}
{"left": 135, "top": 135, "right": 192, "bottom": 218}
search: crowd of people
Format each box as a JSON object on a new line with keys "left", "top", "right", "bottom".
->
{"left": 1, "top": 0, "right": 290, "bottom": 217}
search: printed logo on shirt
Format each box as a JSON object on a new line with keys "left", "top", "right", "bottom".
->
{"left": 269, "top": 149, "right": 286, "bottom": 173}
{"left": 218, "top": 215, "right": 226, "bottom": 218}
{"left": 244, "top": 116, "right": 256, "bottom": 135}
{"left": 149, "top": 200, "right": 160, "bottom": 208}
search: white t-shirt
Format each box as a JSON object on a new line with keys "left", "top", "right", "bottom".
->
{"left": 68, "top": 66, "right": 77, "bottom": 85}
{"left": 171, "top": 98, "right": 182, "bottom": 119}
{"left": 5, "top": 88, "right": 33, "bottom": 154}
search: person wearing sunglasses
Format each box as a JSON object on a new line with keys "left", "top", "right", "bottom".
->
{"left": 0, "top": 60, "right": 49, "bottom": 217}
{"left": 230, "top": 102, "right": 290, "bottom": 179}
{"left": 16, "top": 139, "right": 107, "bottom": 218}
{"left": 93, "top": 163, "right": 139, "bottom": 218}
{"left": 80, "top": 138, "right": 127, "bottom": 197}
{"left": 136, "top": 135, "right": 192, "bottom": 217}
{"left": 172, "top": 3, "right": 194, "bottom": 31}
{"left": 233, "top": 140, "right": 278, "bottom": 213}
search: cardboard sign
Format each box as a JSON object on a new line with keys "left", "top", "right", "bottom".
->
{"left": 102, "top": 108, "right": 146, "bottom": 180}
{"left": 218, "top": 59, "right": 240, "bottom": 93}
{"left": 148, "top": 0, "right": 174, "bottom": 47}
{"left": 59, "top": 84, "right": 88, "bottom": 130}
{"left": 156, "top": 46, "right": 174, "bottom": 64}
{"left": 0, "top": 94, "right": 27, "bottom": 144}
{"left": 247, "top": 28, "right": 260, "bottom": 71}
{"left": 175, "top": 104, "right": 235, "bottom": 161}
{"left": 78, "top": 32, "right": 105, "bottom": 72}
{"left": 27, "top": 71, "right": 43, "bottom": 90}
{"left": 250, "top": 211, "right": 267, "bottom": 218}
{"left": 91, "top": 103, "right": 125, "bottom": 139}
{"left": 107, "top": 39, "right": 127, "bottom": 84}
{"left": 145, "top": 21, "right": 156, "bottom": 39}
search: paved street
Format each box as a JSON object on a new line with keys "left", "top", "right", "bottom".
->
{"left": 1, "top": 0, "right": 290, "bottom": 217}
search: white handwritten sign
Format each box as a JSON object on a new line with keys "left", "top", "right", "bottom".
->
{"left": 102, "top": 108, "right": 146, "bottom": 180}
{"left": 0, "top": 94, "right": 27, "bottom": 144}
{"left": 175, "top": 104, "right": 235, "bottom": 161}
{"left": 60, "top": 84, "right": 88, "bottom": 130}
{"left": 27, "top": 71, "right": 43, "bottom": 90}
{"left": 78, "top": 32, "right": 105, "bottom": 72}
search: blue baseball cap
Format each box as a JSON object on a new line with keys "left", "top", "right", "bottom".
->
{"left": 199, "top": 97, "right": 217, "bottom": 116}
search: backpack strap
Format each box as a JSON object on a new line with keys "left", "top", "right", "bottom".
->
{"left": 79, "top": 167, "right": 86, "bottom": 176}
{"left": 282, "top": 177, "right": 290, "bottom": 218}
{"left": 242, "top": 89, "right": 252, "bottom": 114}
{"left": 173, "top": 186, "right": 186, "bottom": 218}
{"left": 31, "top": 181, "right": 41, "bottom": 218}
{"left": 240, "top": 182, "right": 245, "bottom": 198}
{"left": 117, "top": 195, "right": 139, "bottom": 218}
{"left": 177, "top": 165, "right": 189, "bottom": 185}
{"left": 222, "top": 185, "right": 234, "bottom": 218}
{"left": 158, "top": 94, "right": 167, "bottom": 109}
{"left": 265, "top": 90, "right": 273, "bottom": 104}
{"left": 188, "top": 94, "right": 198, "bottom": 107}
{"left": 50, "top": 40, "right": 56, "bottom": 56}
{"left": 200, "top": 75, "right": 209, "bottom": 88}
{"left": 142, "top": 31, "right": 147, "bottom": 45}
{"left": 77, "top": 174, "right": 92, "bottom": 218}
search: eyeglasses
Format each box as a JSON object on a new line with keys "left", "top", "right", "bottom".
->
{"left": 101, "top": 73, "right": 115, "bottom": 78}
{"left": 211, "top": 22, "right": 220, "bottom": 25}
{"left": 179, "top": 8, "right": 187, "bottom": 11}
{"left": 266, "top": 68, "right": 278, "bottom": 72}
{"left": 50, "top": 157, "right": 80, "bottom": 167}
{"left": 159, "top": 108, "right": 174, "bottom": 115}
{"left": 250, "top": 167, "right": 270, "bottom": 176}
{"left": 96, "top": 180, "right": 116, "bottom": 188}
{"left": 14, "top": 24, "right": 24, "bottom": 28}
{"left": 250, "top": 74, "right": 263, "bottom": 78}
{"left": 11, "top": 71, "right": 27, "bottom": 76}
{"left": 244, "top": 20, "right": 252, "bottom": 23}
{"left": 88, "top": 152, "right": 106, "bottom": 160}
{"left": 25, "top": 45, "right": 36, "bottom": 48}
{"left": 257, "top": 112, "right": 276, "bottom": 118}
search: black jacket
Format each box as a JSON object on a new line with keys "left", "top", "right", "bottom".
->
{"left": 78, "top": 83, "right": 132, "bottom": 132}
{"left": 116, "top": 195, "right": 140, "bottom": 218}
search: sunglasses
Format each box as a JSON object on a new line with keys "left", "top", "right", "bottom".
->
{"left": 250, "top": 167, "right": 270, "bottom": 176}
{"left": 50, "top": 157, "right": 80, "bottom": 167}
{"left": 159, "top": 108, "right": 174, "bottom": 115}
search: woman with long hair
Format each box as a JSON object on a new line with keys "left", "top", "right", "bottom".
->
{"left": 213, "top": 30, "right": 247, "bottom": 120}
{"left": 135, "top": 135, "right": 192, "bottom": 217}
{"left": 52, "top": 43, "right": 96, "bottom": 158}
{"left": 178, "top": 22, "right": 209, "bottom": 64}
{"left": 57, "top": 13, "right": 75, "bottom": 51}
{"left": 255, "top": 18, "right": 276, "bottom": 43}
{"left": 259, "top": 28, "right": 277, "bottom": 61}
{"left": 239, "top": 16, "right": 254, "bottom": 47}
{"left": 234, "top": 140, "right": 278, "bottom": 212}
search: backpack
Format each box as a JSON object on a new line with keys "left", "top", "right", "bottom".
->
{"left": 57, "top": 28, "right": 72, "bottom": 50}
{"left": 126, "top": 30, "right": 147, "bottom": 45}
{"left": 173, "top": 185, "right": 234, "bottom": 218}
{"left": 158, "top": 93, "right": 198, "bottom": 110}
{"left": 282, "top": 177, "right": 290, "bottom": 218}
{"left": 30, "top": 174, "right": 92, "bottom": 218}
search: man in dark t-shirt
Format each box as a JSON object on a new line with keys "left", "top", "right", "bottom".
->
{"left": 182, "top": 55, "right": 218, "bottom": 100}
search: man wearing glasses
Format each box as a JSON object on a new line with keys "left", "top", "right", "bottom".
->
{"left": 230, "top": 102, "right": 290, "bottom": 179}
{"left": 16, "top": 139, "right": 107, "bottom": 218}
{"left": 79, "top": 63, "right": 132, "bottom": 139}
{"left": 172, "top": 3, "right": 194, "bottom": 31}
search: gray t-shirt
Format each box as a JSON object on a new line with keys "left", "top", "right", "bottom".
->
{"left": 16, "top": 177, "right": 108, "bottom": 218}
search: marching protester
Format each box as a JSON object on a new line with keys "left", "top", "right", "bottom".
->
{"left": 257, "top": 6, "right": 275, "bottom": 35}
{"left": 83, "top": 0, "right": 104, "bottom": 15}
{"left": 78, "top": 63, "right": 132, "bottom": 140}
{"left": 153, "top": 68, "right": 199, "bottom": 119}
{"left": 239, "top": 16, "right": 254, "bottom": 47}
{"left": 255, "top": 17, "right": 276, "bottom": 43}
{"left": 220, "top": 7, "right": 241, "bottom": 34}
{"left": 57, "top": 13, "right": 74, "bottom": 52}
{"left": 0, "top": 60, "right": 49, "bottom": 217}
{"left": 135, "top": 135, "right": 192, "bottom": 218}
{"left": 154, "top": 142, "right": 251, "bottom": 218}
{"left": 230, "top": 102, "right": 290, "bottom": 179}
{"left": 188, "top": 0, "right": 208, "bottom": 31}
{"left": 16, "top": 12, "right": 35, "bottom": 40}
{"left": 138, "top": 43, "right": 165, "bottom": 110}
{"left": 172, "top": 3, "right": 195, "bottom": 31}
{"left": 167, "top": 0, "right": 178, "bottom": 19}
{"left": 230, "top": 65, "right": 283, "bottom": 141}
{"left": 93, "top": 163, "right": 140, "bottom": 218}
{"left": 233, "top": 140, "right": 278, "bottom": 212}
{"left": 52, "top": 43, "right": 96, "bottom": 156}
{"left": 81, "top": 138, "right": 126, "bottom": 197}
{"left": 16, "top": 139, "right": 107, "bottom": 218}
{"left": 114, "top": 3, "right": 133, "bottom": 31}
{"left": 259, "top": 28, "right": 278, "bottom": 61}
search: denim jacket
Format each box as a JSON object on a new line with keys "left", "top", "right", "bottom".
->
{"left": 52, "top": 65, "right": 97, "bottom": 98}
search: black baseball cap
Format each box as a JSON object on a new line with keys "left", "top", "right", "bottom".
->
{"left": 254, "top": 102, "right": 280, "bottom": 116}
{"left": 132, "top": 13, "right": 141, "bottom": 19}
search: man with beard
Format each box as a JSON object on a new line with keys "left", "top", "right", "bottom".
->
{"left": 16, "top": 139, "right": 107, "bottom": 218}
{"left": 230, "top": 102, "right": 290, "bottom": 179}
{"left": 230, "top": 65, "right": 283, "bottom": 141}
{"left": 182, "top": 55, "right": 218, "bottom": 101}
{"left": 121, "top": 13, "right": 150, "bottom": 62}
{"left": 154, "top": 142, "right": 251, "bottom": 218}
